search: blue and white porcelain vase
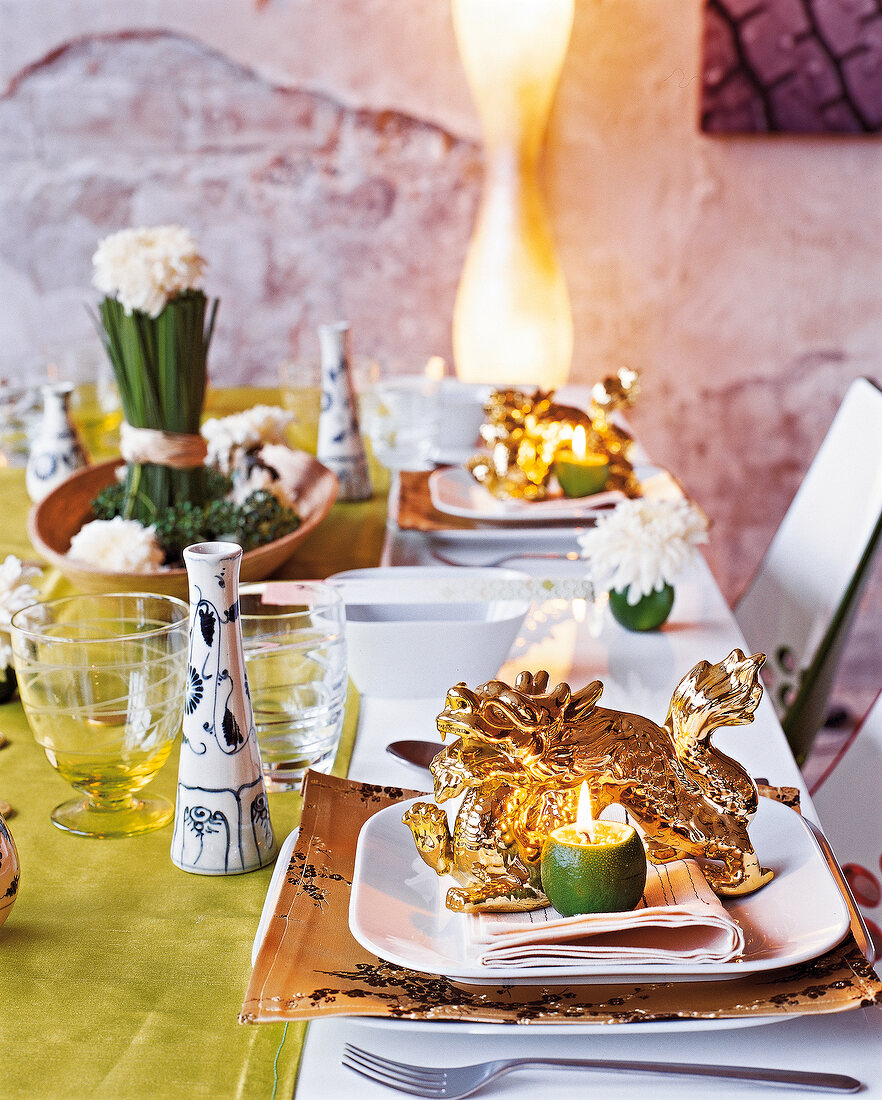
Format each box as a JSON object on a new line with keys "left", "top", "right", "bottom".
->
{"left": 25, "top": 381, "right": 87, "bottom": 502}
{"left": 316, "top": 321, "right": 372, "bottom": 501}
{"left": 171, "top": 541, "right": 276, "bottom": 875}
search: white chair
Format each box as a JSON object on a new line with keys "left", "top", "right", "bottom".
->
{"left": 734, "top": 376, "right": 882, "bottom": 764}
{"left": 810, "top": 689, "right": 882, "bottom": 972}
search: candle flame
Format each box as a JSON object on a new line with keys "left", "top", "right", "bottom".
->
{"left": 575, "top": 779, "right": 594, "bottom": 841}
{"left": 572, "top": 423, "right": 587, "bottom": 460}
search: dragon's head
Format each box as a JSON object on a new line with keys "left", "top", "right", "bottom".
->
{"left": 433, "top": 672, "right": 604, "bottom": 794}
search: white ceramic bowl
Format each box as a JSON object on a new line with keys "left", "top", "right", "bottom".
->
{"left": 327, "top": 566, "right": 530, "bottom": 699}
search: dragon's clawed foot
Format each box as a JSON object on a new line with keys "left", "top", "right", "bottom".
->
{"left": 446, "top": 880, "right": 548, "bottom": 913}
{"left": 704, "top": 847, "right": 774, "bottom": 895}
{"left": 402, "top": 802, "right": 454, "bottom": 876}
{"left": 644, "top": 841, "right": 682, "bottom": 864}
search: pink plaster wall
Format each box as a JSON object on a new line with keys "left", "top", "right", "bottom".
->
{"left": 1, "top": 0, "right": 879, "bottom": 714}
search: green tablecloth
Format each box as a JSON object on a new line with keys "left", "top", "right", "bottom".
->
{"left": 0, "top": 397, "right": 388, "bottom": 1098}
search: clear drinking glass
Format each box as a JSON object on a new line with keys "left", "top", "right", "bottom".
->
{"left": 11, "top": 593, "right": 189, "bottom": 838}
{"left": 240, "top": 582, "right": 348, "bottom": 790}
{"left": 43, "top": 341, "right": 122, "bottom": 461}
{"left": 278, "top": 358, "right": 322, "bottom": 454}
{"left": 0, "top": 381, "right": 42, "bottom": 467}
{"left": 359, "top": 377, "right": 441, "bottom": 470}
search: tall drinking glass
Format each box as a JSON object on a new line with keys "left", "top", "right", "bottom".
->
{"left": 240, "top": 582, "right": 347, "bottom": 790}
{"left": 359, "top": 377, "right": 442, "bottom": 471}
{"left": 11, "top": 593, "right": 189, "bottom": 837}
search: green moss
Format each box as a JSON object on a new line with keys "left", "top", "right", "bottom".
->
{"left": 91, "top": 478, "right": 300, "bottom": 566}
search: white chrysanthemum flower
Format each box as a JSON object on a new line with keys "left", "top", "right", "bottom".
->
{"left": 201, "top": 405, "right": 294, "bottom": 474}
{"left": 92, "top": 226, "right": 205, "bottom": 317}
{"left": 0, "top": 555, "right": 42, "bottom": 669}
{"left": 68, "top": 517, "right": 166, "bottom": 574}
{"left": 578, "top": 498, "right": 708, "bottom": 604}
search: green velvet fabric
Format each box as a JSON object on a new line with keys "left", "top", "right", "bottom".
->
{"left": 0, "top": 414, "right": 385, "bottom": 1098}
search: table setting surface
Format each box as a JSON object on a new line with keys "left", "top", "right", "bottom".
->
{"left": 1, "top": 387, "right": 880, "bottom": 1099}
{"left": 0, "top": 392, "right": 387, "bottom": 1099}
{"left": 291, "top": 530, "right": 882, "bottom": 1098}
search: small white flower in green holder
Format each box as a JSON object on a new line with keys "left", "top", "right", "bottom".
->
{"left": 578, "top": 498, "right": 709, "bottom": 631}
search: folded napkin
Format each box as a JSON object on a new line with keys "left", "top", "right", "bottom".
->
{"left": 470, "top": 858, "right": 744, "bottom": 969}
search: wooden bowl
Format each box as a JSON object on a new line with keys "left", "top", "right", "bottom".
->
{"left": 27, "top": 455, "right": 339, "bottom": 598}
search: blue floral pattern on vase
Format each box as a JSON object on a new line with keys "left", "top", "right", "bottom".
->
{"left": 316, "top": 321, "right": 372, "bottom": 501}
{"left": 171, "top": 542, "right": 276, "bottom": 875}
{"left": 25, "top": 382, "right": 88, "bottom": 503}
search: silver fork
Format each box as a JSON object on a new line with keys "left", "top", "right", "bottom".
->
{"left": 341, "top": 1043, "right": 861, "bottom": 1097}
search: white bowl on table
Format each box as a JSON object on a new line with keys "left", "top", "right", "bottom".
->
{"left": 327, "top": 566, "right": 530, "bottom": 699}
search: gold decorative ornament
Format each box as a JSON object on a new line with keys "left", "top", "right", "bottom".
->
{"left": 403, "top": 649, "right": 773, "bottom": 913}
{"left": 466, "top": 368, "right": 640, "bottom": 501}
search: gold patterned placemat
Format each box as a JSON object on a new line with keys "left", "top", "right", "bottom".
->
{"left": 240, "top": 772, "right": 881, "bottom": 1026}
{"left": 395, "top": 470, "right": 478, "bottom": 533}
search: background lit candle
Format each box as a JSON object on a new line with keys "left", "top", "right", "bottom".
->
{"left": 554, "top": 425, "right": 610, "bottom": 498}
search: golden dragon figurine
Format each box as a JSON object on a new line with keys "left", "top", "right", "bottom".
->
{"left": 466, "top": 366, "right": 640, "bottom": 500}
{"left": 403, "top": 649, "right": 774, "bottom": 913}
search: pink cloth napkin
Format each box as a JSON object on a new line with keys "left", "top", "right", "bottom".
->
{"left": 470, "top": 859, "right": 744, "bottom": 969}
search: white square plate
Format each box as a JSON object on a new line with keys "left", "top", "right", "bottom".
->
{"left": 349, "top": 796, "right": 849, "bottom": 985}
{"left": 428, "top": 466, "right": 682, "bottom": 524}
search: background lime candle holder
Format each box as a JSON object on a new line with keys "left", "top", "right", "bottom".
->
{"left": 554, "top": 450, "right": 610, "bottom": 497}
{"left": 554, "top": 424, "right": 610, "bottom": 497}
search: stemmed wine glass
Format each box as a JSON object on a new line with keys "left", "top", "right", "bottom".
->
{"left": 11, "top": 593, "right": 189, "bottom": 838}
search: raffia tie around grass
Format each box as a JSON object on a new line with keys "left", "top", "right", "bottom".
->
{"left": 119, "top": 424, "right": 208, "bottom": 469}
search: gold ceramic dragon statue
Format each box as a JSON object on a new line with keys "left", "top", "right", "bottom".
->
{"left": 402, "top": 650, "right": 773, "bottom": 913}
{"left": 466, "top": 366, "right": 640, "bottom": 500}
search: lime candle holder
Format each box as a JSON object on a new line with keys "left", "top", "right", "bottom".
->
{"left": 554, "top": 450, "right": 610, "bottom": 497}
{"left": 541, "top": 819, "right": 647, "bottom": 916}
{"left": 553, "top": 423, "right": 610, "bottom": 497}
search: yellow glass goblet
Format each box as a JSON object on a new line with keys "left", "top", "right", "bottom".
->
{"left": 11, "top": 593, "right": 189, "bottom": 838}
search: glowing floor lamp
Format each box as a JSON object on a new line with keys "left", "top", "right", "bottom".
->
{"left": 451, "top": 0, "right": 574, "bottom": 389}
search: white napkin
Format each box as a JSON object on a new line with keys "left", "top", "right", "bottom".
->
{"left": 470, "top": 858, "right": 744, "bottom": 969}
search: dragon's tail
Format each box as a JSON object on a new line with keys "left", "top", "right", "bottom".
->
{"left": 667, "top": 649, "right": 765, "bottom": 753}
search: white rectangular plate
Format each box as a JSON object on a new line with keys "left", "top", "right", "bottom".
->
{"left": 428, "top": 466, "right": 625, "bottom": 523}
{"left": 349, "top": 796, "right": 849, "bottom": 985}
{"left": 428, "top": 466, "right": 683, "bottom": 525}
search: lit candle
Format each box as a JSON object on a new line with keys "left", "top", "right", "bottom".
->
{"left": 540, "top": 782, "right": 647, "bottom": 915}
{"left": 553, "top": 425, "right": 610, "bottom": 498}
